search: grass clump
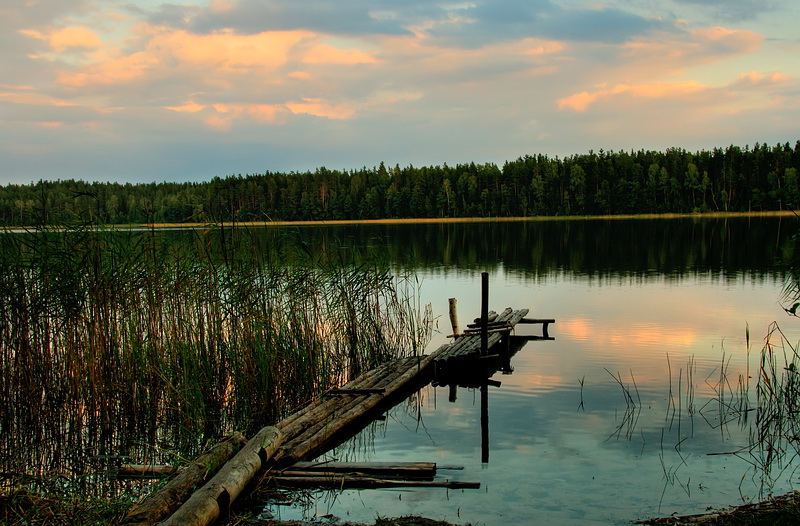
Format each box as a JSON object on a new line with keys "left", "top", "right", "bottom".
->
{"left": 0, "top": 222, "right": 432, "bottom": 522}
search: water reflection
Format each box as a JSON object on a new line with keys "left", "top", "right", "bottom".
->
{"left": 221, "top": 215, "right": 797, "bottom": 279}
{"left": 3, "top": 216, "right": 800, "bottom": 525}
{"left": 255, "top": 217, "right": 800, "bottom": 525}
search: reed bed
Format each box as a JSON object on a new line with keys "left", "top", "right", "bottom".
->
{"left": 0, "top": 223, "right": 431, "bottom": 508}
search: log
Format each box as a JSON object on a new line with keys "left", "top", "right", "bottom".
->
{"left": 278, "top": 360, "right": 402, "bottom": 437}
{"left": 278, "top": 358, "right": 420, "bottom": 446}
{"left": 272, "top": 356, "right": 433, "bottom": 465}
{"left": 325, "top": 388, "right": 386, "bottom": 396}
{"left": 448, "top": 297, "right": 460, "bottom": 336}
{"left": 285, "top": 461, "right": 437, "bottom": 478}
{"left": 270, "top": 475, "right": 480, "bottom": 490}
{"left": 277, "top": 470, "right": 433, "bottom": 482}
{"left": 161, "top": 426, "right": 283, "bottom": 526}
{"left": 122, "top": 433, "right": 246, "bottom": 526}
{"left": 117, "top": 464, "right": 176, "bottom": 479}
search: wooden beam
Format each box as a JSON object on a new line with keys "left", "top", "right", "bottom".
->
{"left": 160, "top": 427, "right": 283, "bottom": 526}
{"left": 122, "top": 433, "right": 246, "bottom": 526}
{"left": 270, "top": 475, "right": 480, "bottom": 490}
{"left": 286, "top": 461, "right": 437, "bottom": 478}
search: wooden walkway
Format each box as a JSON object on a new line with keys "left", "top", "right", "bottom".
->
{"left": 124, "top": 305, "right": 554, "bottom": 526}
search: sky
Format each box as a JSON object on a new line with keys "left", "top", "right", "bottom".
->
{"left": 2, "top": 0, "right": 799, "bottom": 185}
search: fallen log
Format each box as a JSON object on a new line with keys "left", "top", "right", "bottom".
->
{"left": 270, "top": 475, "right": 480, "bottom": 490}
{"left": 286, "top": 461, "right": 437, "bottom": 478}
{"left": 325, "top": 388, "right": 386, "bottom": 396}
{"left": 117, "top": 464, "right": 176, "bottom": 479}
{"left": 122, "top": 432, "right": 246, "bottom": 526}
{"left": 160, "top": 426, "right": 283, "bottom": 526}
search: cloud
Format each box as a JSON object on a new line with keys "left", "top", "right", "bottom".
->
{"left": 671, "top": 0, "right": 777, "bottom": 22}
{"left": 1, "top": 0, "right": 797, "bottom": 185}
{"left": 20, "top": 26, "right": 103, "bottom": 52}
{"left": 428, "top": 1, "right": 672, "bottom": 47}
{"left": 285, "top": 98, "right": 356, "bottom": 119}
{"left": 0, "top": 88, "right": 77, "bottom": 107}
{"left": 147, "top": 28, "right": 314, "bottom": 72}
{"left": 301, "top": 42, "right": 377, "bottom": 65}
{"left": 48, "top": 26, "right": 103, "bottom": 52}
{"left": 731, "top": 70, "right": 792, "bottom": 88}
{"left": 164, "top": 96, "right": 357, "bottom": 131}
{"left": 57, "top": 51, "right": 158, "bottom": 86}
{"left": 185, "top": 0, "right": 418, "bottom": 36}
{"left": 557, "top": 81, "right": 707, "bottom": 111}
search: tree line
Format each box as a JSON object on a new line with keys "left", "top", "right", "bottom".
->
{"left": 2, "top": 141, "right": 799, "bottom": 226}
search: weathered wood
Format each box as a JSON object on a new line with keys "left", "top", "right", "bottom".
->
{"left": 270, "top": 475, "right": 480, "bottom": 490}
{"left": 278, "top": 360, "right": 403, "bottom": 437}
{"left": 433, "top": 308, "right": 532, "bottom": 383}
{"left": 325, "top": 388, "right": 387, "bottom": 396}
{"left": 519, "top": 317, "right": 555, "bottom": 337}
{"left": 448, "top": 297, "right": 460, "bottom": 336}
{"left": 286, "top": 461, "right": 437, "bottom": 478}
{"left": 122, "top": 433, "right": 246, "bottom": 526}
{"left": 161, "top": 426, "right": 283, "bottom": 526}
{"left": 519, "top": 318, "right": 556, "bottom": 324}
{"left": 462, "top": 327, "right": 512, "bottom": 337}
{"left": 279, "top": 365, "right": 396, "bottom": 442}
{"left": 272, "top": 356, "right": 434, "bottom": 465}
{"left": 117, "top": 464, "right": 176, "bottom": 479}
{"left": 480, "top": 272, "right": 489, "bottom": 355}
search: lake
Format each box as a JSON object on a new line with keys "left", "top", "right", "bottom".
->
{"left": 252, "top": 216, "right": 800, "bottom": 525}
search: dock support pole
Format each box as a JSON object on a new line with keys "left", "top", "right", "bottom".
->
{"left": 481, "top": 382, "right": 489, "bottom": 463}
{"left": 448, "top": 298, "right": 460, "bottom": 337}
{"left": 481, "top": 272, "right": 488, "bottom": 356}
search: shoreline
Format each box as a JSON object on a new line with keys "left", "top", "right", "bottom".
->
{"left": 2, "top": 210, "right": 798, "bottom": 231}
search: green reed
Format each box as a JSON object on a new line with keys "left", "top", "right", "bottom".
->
{"left": 0, "top": 222, "right": 431, "bottom": 488}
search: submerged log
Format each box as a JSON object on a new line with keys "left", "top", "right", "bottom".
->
{"left": 117, "top": 464, "right": 177, "bottom": 479}
{"left": 122, "top": 432, "right": 246, "bottom": 526}
{"left": 161, "top": 426, "right": 283, "bottom": 526}
{"left": 285, "top": 461, "right": 437, "bottom": 478}
{"left": 270, "top": 475, "right": 480, "bottom": 490}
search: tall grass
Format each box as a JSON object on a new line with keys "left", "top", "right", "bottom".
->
{"left": 0, "top": 222, "right": 431, "bottom": 488}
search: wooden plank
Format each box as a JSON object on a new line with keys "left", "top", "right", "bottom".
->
{"left": 286, "top": 461, "right": 436, "bottom": 478}
{"left": 325, "top": 388, "right": 386, "bottom": 396}
{"left": 270, "top": 476, "right": 480, "bottom": 490}
{"left": 117, "top": 464, "right": 176, "bottom": 479}
{"left": 272, "top": 355, "right": 434, "bottom": 466}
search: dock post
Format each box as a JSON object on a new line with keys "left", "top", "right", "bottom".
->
{"left": 481, "top": 382, "right": 489, "bottom": 463}
{"left": 481, "top": 272, "right": 488, "bottom": 356}
{"left": 448, "top": 298, "right": 460, "bottom": 337}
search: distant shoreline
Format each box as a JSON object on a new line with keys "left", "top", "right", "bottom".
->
{"left": 2, "top": 210, "right": 798, "bottom": 231}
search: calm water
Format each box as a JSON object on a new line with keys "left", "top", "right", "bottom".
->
{"left": 255, "top": 216, "right": 800, "bottom": 525}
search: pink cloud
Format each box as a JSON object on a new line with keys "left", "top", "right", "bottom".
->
{"left": 620, "top": 26, "right": 763, "bottom": 73}
{"left": 57, "top": 51, "right": 158, "bottom": 86}
{"left": 286, "top": 98, "right": 356, "bottom": 119}
{"left": 20, "top": 26, "right": 102, "bottom": 53}
{"left": 0, "top": 90, "right": 76, "bottom": 107}
{"left": 732, "top": 70, "right": 792, "bottom": 87}
{"left": 301, "top": 43, "right": 377, "bottom": 65}
{"left": 165, "top": 101, "right": 206, "bottom": 113}
{"left": 149, "top": 28, "right": 314, "bottom": 72}
{"left": 692, "top": 26, "right": 763, "bottom": 54}
{"left": 49, "top": 27, "right": 103, "bottom": 52}
{"left": 557, "top": 81, "right": 706, "bottom": 111}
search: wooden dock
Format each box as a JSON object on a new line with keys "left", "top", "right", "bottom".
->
{"left": 124, "top": 302, "right": 554, "bottom": 526}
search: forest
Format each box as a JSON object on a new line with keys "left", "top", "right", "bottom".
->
{"left": 1, "top": 141, "right": 799, "bottom": 226}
